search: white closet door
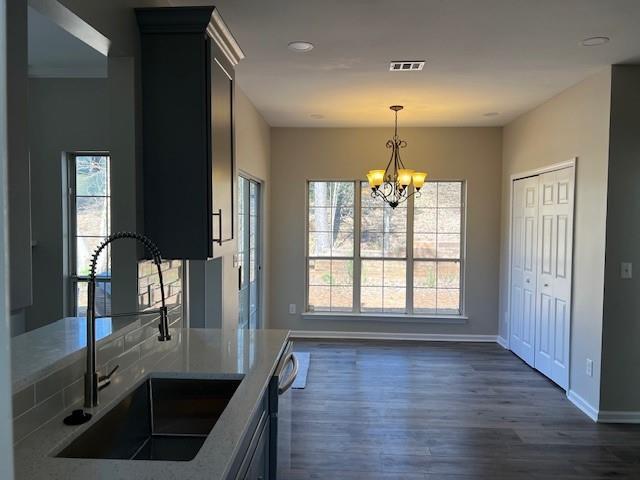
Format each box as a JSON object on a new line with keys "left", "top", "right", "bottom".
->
{"left": 535, "top": 167, "right": 574, "bottom": 389}
{"left": 510, "top": 176, "right": 538, "bottom": 366}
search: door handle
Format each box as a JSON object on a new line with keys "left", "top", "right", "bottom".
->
{"left": 238, "top": 265, "right": 242, "bottom": 291}
{"left": 212, "top": 208, "right": 223, "bottom": 246}
{"left": 544, "top": 283, "right": 549, "bottom": 287}
{"left": 278, "top": 352, "right": 299, "bottom": 395}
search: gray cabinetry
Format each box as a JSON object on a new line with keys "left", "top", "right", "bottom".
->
{"left": 136, "top": 7, "right": 242, "bottom": 259}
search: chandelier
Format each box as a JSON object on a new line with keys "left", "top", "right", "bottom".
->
{"left": 366, "top": 105, "right": 427, "bottom": 208}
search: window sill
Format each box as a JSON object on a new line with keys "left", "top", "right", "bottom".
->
{"left": 301, "top": 312, "right": 468, "bottom": 324}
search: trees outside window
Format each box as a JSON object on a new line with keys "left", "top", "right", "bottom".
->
{"left": 306, "top": 180, "right": 464, "bottom": 315}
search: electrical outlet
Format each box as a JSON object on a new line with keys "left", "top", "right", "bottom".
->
{"left": 586, "top": 358, "right": 593, "bottom": 377}
{"left": 288, "top": 304, "right": 296, "bottom": 314}
{"left": 621, "top": 262, "right": 633, "bottom": 279}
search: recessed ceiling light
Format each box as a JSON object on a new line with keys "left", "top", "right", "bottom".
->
{"left": 581, "top": 36, "right": 610, "bottom": 47}
{"left": 483, "top": 112, "right": 500, "bottom": 117}
{"left": 288, "top": 41, "right": 314, "bottom": 52}
{"left": 310, "top": 113, "right": 324, "bottom": 119}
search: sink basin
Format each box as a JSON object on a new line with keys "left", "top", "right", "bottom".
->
{"left": 56, "top": 376, "right": 243, "bottom": 461}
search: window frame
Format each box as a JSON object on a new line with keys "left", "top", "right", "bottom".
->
{"left": 66, "top": 152, "right": 112, "bottom": 317}
{"left": 304, "top": 179, "right": 467, "bottom": 319}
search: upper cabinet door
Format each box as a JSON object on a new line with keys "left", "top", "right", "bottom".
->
{"left": 211, "top": 43, "right": 235, "bottom": 246}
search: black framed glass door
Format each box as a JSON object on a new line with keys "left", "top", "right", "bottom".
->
{"left": 238, "top": 175, "right": 261, "bottom": 329}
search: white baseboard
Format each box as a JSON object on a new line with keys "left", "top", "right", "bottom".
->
{"left": 496, "top": 336, "right": 509, "bottom": 349}
{"left": 290, "top": 330, "right": 499, "bottom": 343}
{"left": 598, "top": 410, "right": 640, "bottom": 423}
{"left": 567, "top": 390, "right": 598, "bottom": 422}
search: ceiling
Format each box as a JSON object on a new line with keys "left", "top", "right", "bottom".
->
{"left": 170, "top": 0, "right": 640, "bottom": 127}
{"left": 28, "top": 6, "right": 107, "bottom": 78}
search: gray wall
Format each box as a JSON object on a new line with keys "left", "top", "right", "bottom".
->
{"left": 600, "top": 65, "right": 640, "bottom": 413}
{"left": 500, "top": 68, "right": 612, "bottom": 411}
{"left": 269, "top": 127, "right": 502, "bottom": 335}
{"left": 26, "top": 78, "right": 108, "bottom": 331}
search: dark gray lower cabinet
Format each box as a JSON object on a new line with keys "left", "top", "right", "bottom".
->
{"left": 242, "top": 419, "right": 269, "bottom": 480}
{"left": 227, "top": 380, "right": 275, "bottom": 480}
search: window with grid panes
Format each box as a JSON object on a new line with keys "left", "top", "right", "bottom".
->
{"left": 306, "top": 180, "right": 464, "bottom": 315}
{"left": 306, "top": 181, "right": 355, "bottom": 312}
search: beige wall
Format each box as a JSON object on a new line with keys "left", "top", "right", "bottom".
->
{"left": 500, "top": 68, "right": 612, "bottom": 411}
{"left": 235, "top": 87, "right": 271, "bottom": 328}
{"left": 600, "top": 65, "right": 640, "bottom": 413}
{"left": 270, "top": 127, "right": 502, "bottom": 335}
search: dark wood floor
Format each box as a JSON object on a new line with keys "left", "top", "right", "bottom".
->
{"left": 281, "top": 340, "right": 640, "bottom": 479}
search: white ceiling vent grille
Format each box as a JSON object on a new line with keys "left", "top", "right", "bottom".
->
{"left": 389, "top": 60, "right": 425, "bottom": 72}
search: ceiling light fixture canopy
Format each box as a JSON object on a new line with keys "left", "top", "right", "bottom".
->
{"left": 366, "top": 105, "right": 427, "bottom": 209}
{"left": 581, "top": 36, "right": 610, "bottom": 46}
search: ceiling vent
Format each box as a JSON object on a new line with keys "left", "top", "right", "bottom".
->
{"left": 389, "top": 60, "right": 425, "bottom": 72}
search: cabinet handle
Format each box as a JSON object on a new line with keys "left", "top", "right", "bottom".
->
{"left": 212, "top": 208, "right": 223, "bottom": 246}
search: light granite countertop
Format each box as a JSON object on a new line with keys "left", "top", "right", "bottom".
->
{"left": 14, "top": 327, "right": 290, "bottom": 480}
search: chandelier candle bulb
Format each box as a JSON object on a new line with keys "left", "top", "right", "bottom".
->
{"left": 412, "top": 172, "right": 427, "bottom": 190}
{"left": 397, "top": 169, "right": 414, "bottom": 187}
{"left": 367, "top": 169, "right": 385, "bottom": 189}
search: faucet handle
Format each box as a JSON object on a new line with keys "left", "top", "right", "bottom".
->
{"left": 97, "top": 364, "right": 119, "bottom": 391}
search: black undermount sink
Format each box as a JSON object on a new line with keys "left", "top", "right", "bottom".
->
{"left": 56, "top": 377, "right": 243, "bottom": 461}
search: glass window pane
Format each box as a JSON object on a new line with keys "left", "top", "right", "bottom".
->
{"left": 383, "top": 233, "right": 406, "bottom": 257}
{"left": 309, "top": 232, "right": 332, "bottom": 257}
{"left": 383, "top": 287, "right": 406, "bottom": 312}
{"left": 76, "top": 281, "right": 88, "bottom": 317}
{"left": 332, "top": 232, "right": 354, "bottom": 257}
{"left": 308, "top": 259, "right": 331, "bottom": 285}
{"left": 414, "top": 288, "right": 437, "bottom": 313}
{"left": 361, "top": 207, "right": 384, "bottom": 232}
{"left": 437, "top": 208, "right": 461, "bottom": 233}
{"left": 437, "top": 261, "right": 460, "bottom": 288}
{"left": 438, "top": 182, "right": 462, "bottom": 207}
{"left": 333, "top": 206, "right": 354, "bottom": 234}
{"left": 413, "top": 208, "right": 437, "bottom": 233}
{"left": 414, "top": 261, "right": 436, "bottom": 288}
{"left": 383, "top": 260, "right": 406, "bottom": 287}
{"left": 75, "top": 156, "right": 108, "bottom": 196}
{"left": 361, "top": 260, "right": 382, "bottom": 286}
{"left": 76, "top": 237, "right": 108, "bottom": 277}
{"left": 385, "top": 208, "right": 406, "bottom": 232}
{"left": 76, "top": 197, "right": 108, "bottom": 236}
{"left": 331, "top": 260, "right": 353, "bottom": 286}
{"left": 437, "top": 234, "right": 461, "bottom": 259}
{"left": 308, "top": 286, "right": 331, "bottom": 311}
{"left": 308, "top": 182, "right": 332, "bottom": 207}
{"left": 361, "top": 286, "right": 382, "bottom": 311}
{"left": 414, "top": 182, "right": 437, "bottom": 208}
{"left": 437, "top": 289, "right": 460, "bottom": 313}
{"left": 309, "top": 207, "right": 332, "bottom": 232}
{"left": 361, "top": 232, "right": 383, "bottom": 257}
{"left": 414, "top": 233, "right": 436, "bottom": 258}
{"left": 331, "top": 286, "right": 352, "bottom": 311}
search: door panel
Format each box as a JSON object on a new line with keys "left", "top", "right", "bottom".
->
{"left": 510, "top": 177, "right": 538, "bottom": 366}
{"left": 534, "top": 167, "right": 574, "bottom": 389}
{"left": 211, "top": 46, "right": 234, "bottom": 244}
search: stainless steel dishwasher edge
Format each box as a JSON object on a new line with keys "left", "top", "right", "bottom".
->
{"left": 269, "top": 341, "right": 299, "bottom": 479}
